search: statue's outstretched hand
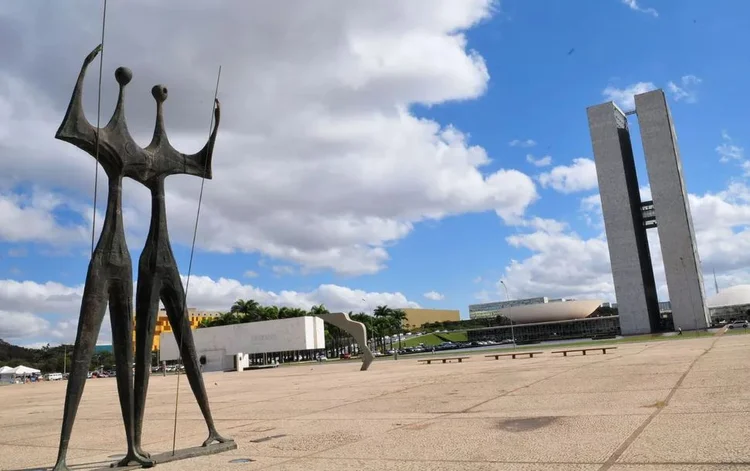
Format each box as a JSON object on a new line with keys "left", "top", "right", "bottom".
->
{"left": 84, "top": 44, "right": 103, "bottom": 66}
{"left": 213, "top": 98, "right": 221, "bottom": 125}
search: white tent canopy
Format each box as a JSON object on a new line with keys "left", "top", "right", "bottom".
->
{"left": 0, "top": 365, "right": 41, "bottom": 384}
{"left": 12, "top": 365, "right": 41, "bottom": 375}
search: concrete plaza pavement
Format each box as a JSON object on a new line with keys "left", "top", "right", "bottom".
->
{"left": 1, "top": 334, "right": 749, "bottom": 470}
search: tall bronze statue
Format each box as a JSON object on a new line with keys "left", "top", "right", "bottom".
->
{"left": 131, "top": 85, "right": 229, "bottom": 457}
{"left": 53, "top": 45, "right": 231, "bottom": 471}
{"left": 53, "top": 45, "right": 152, "bottom": 471}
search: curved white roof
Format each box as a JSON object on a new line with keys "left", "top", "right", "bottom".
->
{"left": 490, "top": 299, "right": 603, "bottom": 324}
{"left": 706, "top": 285, "right": 750, "bottom": 308}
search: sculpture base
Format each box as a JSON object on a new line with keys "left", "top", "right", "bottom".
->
{"left": 95, "top": 441, "right": 238, "bottom": 470}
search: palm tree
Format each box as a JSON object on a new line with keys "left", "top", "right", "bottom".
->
{"left": 390, "top": 308, "right": 407, "bottom": 350}
{"left": 372, "top": 315, "right": 390, "bottom": 351}
{"left": 231, "top": 299, "right": 259, "bottom": 315}
{"left": 290, "top": 308, "right": 308, "bottom": 317}
{"left": 219, "top": 311, "right": 240, "bottom": 325}
{"left": 373, "top": 305, "right": 391, "bottom": 318}
{"left": 351, "top": 312, "right": 373, "bottom": 350}
{"left": 310, "top": 304, "right": 329, "bottom": 316}
{"left": 373, "top": 305, "right": 392, "bottom": 350}
{"left": 262, "top": 305, "right": 279, "bottom": 321}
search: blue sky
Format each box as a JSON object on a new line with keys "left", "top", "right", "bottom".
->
{"left": 2, "top": 0, "right": 750, "bottom": 347}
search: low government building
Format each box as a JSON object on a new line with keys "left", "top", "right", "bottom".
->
{"left": 131, "top": 308, "right": 221, "bottom": 353}
{"left": 401, "top": 308, "right": 460, "bottom": 328}
{"left": 467, "top": 296, "right": 617, "bottom": 344}
{"left": 160, "top": 316, "right": 325, "bottom": 372}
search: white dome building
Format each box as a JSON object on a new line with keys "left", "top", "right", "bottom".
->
{"left": 469, "top": 298, "right": 604, "bottom": 324}
{"left": 706, "top": 285, "right": 750, "bottom": 321}
{"left": 706, "top": 285, "right": 750, "bottom": 308}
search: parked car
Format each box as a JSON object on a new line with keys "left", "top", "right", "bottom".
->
{"left": 727, "top": 320, "right": 749, "bottom": 329}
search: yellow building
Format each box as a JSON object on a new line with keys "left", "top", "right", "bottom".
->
{"left": 401, "top": 308, "right": 460, "bottom": 329}
{"left": 131, "top": 308, "right": 222, "bottom": 352}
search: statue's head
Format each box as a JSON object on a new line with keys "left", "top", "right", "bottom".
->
{"left": 115, "top": 67, "right": 132, "bottom": 86}
{"left": 152, "top": 85, "right": 168, "bottom": 103}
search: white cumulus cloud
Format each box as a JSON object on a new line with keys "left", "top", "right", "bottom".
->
{"left": 602, "top": 82, "right": 657, "bottom": 110}
{"left": 716, "top": 131, "right": 745, "bottom": 165}
{"left": 509, "top": 139, "right": 536, "bottom": 148}
{"left": 0, "top": 1, "right": 538, "bottom": 277}
{"left": 501, "top": 181, "right": 750, "bottom": 303}
{"left": 538, "top": 158, "right": 598, "bottom": 194}
{"left": 423, "top": 291, "right": 445, "bottom": 301}
{"left": 621, "top": 0, "right": 658, "bottom": 17}
{"left": 0, "top": 276, "right": 420, "bottom": 344}
{"left": 667, "top": 75, "right": 702, "bottom": 103}
{"left": 526, "top": 154, "right": 553, "bottom": 167}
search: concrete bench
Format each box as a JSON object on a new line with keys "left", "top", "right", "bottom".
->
{"left": 551, "top": 346, "right": 618, "bottom": 357}
{"left": 417, "top": 357, "right": 469, "bottom": 365}
{"left": 486, "top": 351, "right": 543, "bottom": 360}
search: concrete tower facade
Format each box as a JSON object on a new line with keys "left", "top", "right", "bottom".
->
{"left": 587, "top": 89, "right": 708, "bottom": 335}
{"left": 587, "top": 101, "right": 661, "bottom": 334}
{"left": 634, "top": 90, "right": 710, "bottom": 331}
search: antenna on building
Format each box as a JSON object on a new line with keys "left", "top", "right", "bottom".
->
{"left": 713, "top": 268, "right": 719, "bottom": 294}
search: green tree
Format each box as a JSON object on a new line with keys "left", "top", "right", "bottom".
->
{"left": 220, "top": 311, "right": 240, "bottom": 325}
{"left": 231, "top": 299, "right": 262, "bottom": 323}
{"left": 310, "top": 304, "right": 329, "bottom": 316}
{"left": 350, "top": 312, "right": 374, "bottom": 351}
{"left": 261, "top": 305, "right": 280, "bottom": 321}
{"left": 231, "top": 299, "right": 259, "bottom": 315}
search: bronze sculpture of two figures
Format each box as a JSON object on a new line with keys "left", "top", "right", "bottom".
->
{"left": 52, "top": 45, "right": 231, "bottom": 471}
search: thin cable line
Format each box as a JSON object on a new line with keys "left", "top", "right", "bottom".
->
{"left": 91, "top": 0, "right": 108, "bottom": 254}
{"left": 172, "top": 66, "right": 222, "bottom": 455}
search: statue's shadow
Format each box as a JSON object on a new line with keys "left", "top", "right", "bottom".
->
{"left": 7, "top": 458, "right": 115, "bottom": 471}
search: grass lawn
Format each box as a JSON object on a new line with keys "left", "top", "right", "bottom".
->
{"left": 441, "top": 331, "right": 469, "bottom": 343}
{"left": 396, "top": 330, "right": 718, "bottom": 360}
{"left": 724, "top": 327, "right": 750, "bottom": 336}
{"left": 401, "top": 331, "right": 468, "bottom": 347}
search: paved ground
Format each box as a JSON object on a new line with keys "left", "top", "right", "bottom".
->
{"left": 1, "top": 334, "right": 749, "bottom": 470}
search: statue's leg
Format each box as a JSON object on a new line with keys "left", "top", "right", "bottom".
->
{"left": 109, "top": 276, "right": 154, "bottom": 468}
{"left": 161, "top": 273, "right": 231, "bottom": 446}
{"left": 52, "top": 264, "right": 109, "bottom": 471}
{"left": 133, "top": 269, "right": 161, "bottom": 458}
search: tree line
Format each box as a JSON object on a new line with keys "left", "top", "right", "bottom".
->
{"left": 198, "top": 300, "right": 411, "bottom": 353}
{"left": 0, "top": 340, "right": 117, "bottom": 372}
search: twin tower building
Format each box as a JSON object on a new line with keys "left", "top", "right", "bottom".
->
{"left": 587, "top": 89, "right": 710, "bottom": 335}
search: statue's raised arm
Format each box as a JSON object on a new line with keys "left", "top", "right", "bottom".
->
{"left": 55, "top": 44, "right": 102, "bottom": 152}
{"left": 55, "top": 45, "right": 142, "bottom": 175}
{"left": 181, "top": 98, "right": 220, "bottom": 179}
{"left": 146, "top": 90, "right": 220, "bottom": 180}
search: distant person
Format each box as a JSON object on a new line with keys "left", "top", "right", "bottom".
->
{"left": 677, "top": 327, "right": 683, "bottom": 335}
